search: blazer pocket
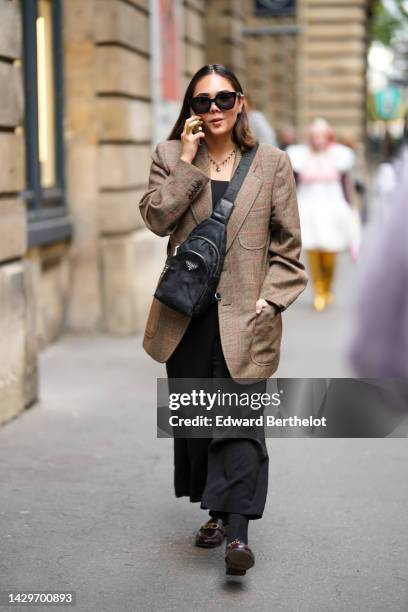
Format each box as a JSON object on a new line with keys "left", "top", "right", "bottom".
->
{"left": 238, "top": 206, "right": 270, "bottom": 250}
{"left": 250, "top": 305, "right": 282, "bottom": 365}
{"left": 145, "top": 297, "right": 161, "bottom": 338}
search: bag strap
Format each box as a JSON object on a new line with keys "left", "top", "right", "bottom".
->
{"left": 211, "top": 142, "right": 259, "bottom": 225}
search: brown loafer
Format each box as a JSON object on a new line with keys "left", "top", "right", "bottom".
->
{"left": 225, "top": 539, "right": 255, "bottom": 575}
{"left": 195, "top": 518, "right": 227, "bottom": 548}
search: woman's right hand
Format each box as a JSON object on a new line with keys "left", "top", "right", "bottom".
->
{"left": 180, "top": 115, "right": 205, "bottom": 164}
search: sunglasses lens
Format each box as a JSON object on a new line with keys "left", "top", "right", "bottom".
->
{"left": 191, "top": 97, "right": 211, "bottom": 114}
{"left": 215, "top": 92, "right": 236, "bottom": 110}
{"left": 191, "top": 92, "right": 238, "bottom": 114}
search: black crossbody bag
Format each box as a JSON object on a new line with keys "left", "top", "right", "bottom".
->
{"left": 154, "top": 143, "right": 259, "bottom": 317}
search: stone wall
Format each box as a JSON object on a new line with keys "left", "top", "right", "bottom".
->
{"left": 0, "top": 0, "right": 37, "bottom": 425}
{"left": 297, "top": 0, "right": 369, "bottom": 155}
{"left": 183, "top": 0, "right": 206, "bottom": 84}
{"left": 64, "top": 0, "right": 101, "bottom": 331}
{"left": 93, "top": 0, "right": 167, "bottom": 334}
{"left": 205, "top": 0, "right": 246, "bottom": 83}
{"left": 26, "top": 242, "right": 71, "bottom": 349}
{"left": 242, "top": 0, "right": 298, "bottom": 130}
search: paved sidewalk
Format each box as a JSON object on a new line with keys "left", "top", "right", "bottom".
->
{"left": 1, "top": 255, "right": 408, "bottom": 611}
{"left": 276, "top": 252, "right": 357, "bottom": 377}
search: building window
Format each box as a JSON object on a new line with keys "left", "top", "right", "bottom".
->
{"left": 22, "top": 0, "right": 71, "bottom": 246}
{"left": 254, "top": 1, "right": 296, "bottom": 16}
{"left": 37, "top": 0, "right": 57, "bottom": 189}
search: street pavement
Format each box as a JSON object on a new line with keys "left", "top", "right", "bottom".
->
{"left": 1, "top": 253, "right": 408, "bottom": 612}
{"left": 276, "top": 251, "right": 356, "bottom": 377}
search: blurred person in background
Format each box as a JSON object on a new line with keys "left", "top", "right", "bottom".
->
{"left": 287, "top": 118, "right": 359, "bottom": 311}
{"left": 348, "top": 151, "right": 408, "bottom": 433}
{"left": 371, "top": 115, "right": 408, "bottom": 225}
{"left": 337, "top": 133, "right": 368, "bottom": 224}
{"left": 349, "top": 129, "right": 408, "bottom": 380}
{"left": 245, "top": 93, "right": 278, "bottom": 146}
{"left": 277, "top": 123, "right": 297, "bottom": 151}
{"left": 371, "top": 130, "right": 399, "bottom": 223}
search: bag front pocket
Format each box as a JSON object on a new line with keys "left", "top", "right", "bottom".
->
{"left": 154, "top": 251, "right": 209, "bottom": 316}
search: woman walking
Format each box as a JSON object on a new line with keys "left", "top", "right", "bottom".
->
{"left": 139, "top": 64, "right": 307, "bottom": 576}
{"left": 287, "top": 118, "right": 357, "bottom": 311}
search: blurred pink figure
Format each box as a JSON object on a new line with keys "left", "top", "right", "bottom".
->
{"left": 287, "top": 118, "right": 360, "bottom": 311}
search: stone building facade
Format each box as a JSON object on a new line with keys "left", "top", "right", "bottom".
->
{"left": 0, "top": 0, "right": 373, "bottom": 426}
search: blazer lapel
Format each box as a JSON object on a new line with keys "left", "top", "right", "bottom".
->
{"left": 225, "top": 157, "right": 262, "bottom": 253}
{"left": 190, "top": 143, "right": 211, "bottom": 225}
{"left": 190, "top": 142, "right": 263, "bottom": 253}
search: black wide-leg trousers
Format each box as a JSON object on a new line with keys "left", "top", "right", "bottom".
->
{"left": 165, "top": 301, "right": 269, "bottom": 519}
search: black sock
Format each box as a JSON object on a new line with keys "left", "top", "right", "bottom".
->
{"left": 209, "top": 511, "right": 229, "bottom": 525}
{"left": 227, "top": 513, "right": 249, "bottom": 544}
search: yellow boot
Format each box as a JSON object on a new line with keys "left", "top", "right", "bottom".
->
{"left": 313, "top": 294, "right": 326, "bottom": 312}
{"left": 321, "top": 252, "right": 336, "bottom": 307}
{"left": 308, "top": 250, "right": 327, "bottom": 312}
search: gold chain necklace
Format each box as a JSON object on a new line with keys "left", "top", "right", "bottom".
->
{"left": 207, "top": 147, "right": 236, "bottom": 173}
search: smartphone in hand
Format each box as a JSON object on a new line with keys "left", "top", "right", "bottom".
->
{"left": 188, "top": 109, "right": 204, "bottom": 135}
{"left": 192, "top": 119, "right": 204, "bottom": 135}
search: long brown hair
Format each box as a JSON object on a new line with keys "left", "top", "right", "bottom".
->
{"left": 167, "top": 64, "right": 256, "bottom": 151}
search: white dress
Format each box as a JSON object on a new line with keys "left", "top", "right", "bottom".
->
{"left": 286, "top": 143, "right": 356, "bottom": 251}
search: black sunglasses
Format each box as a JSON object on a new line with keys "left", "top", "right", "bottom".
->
{"left": 190, "top": 90, "right": 242, "bottom": 115}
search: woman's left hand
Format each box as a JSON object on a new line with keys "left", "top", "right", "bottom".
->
{"left": 256, "top": 298, "right": 280, "bottom": 316}
{"left": 255, "top": 298, "right": 269, "bottom": 314}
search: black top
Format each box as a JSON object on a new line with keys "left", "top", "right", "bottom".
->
{"left": 211, "top": 179, "right": 229, "bottom": 209}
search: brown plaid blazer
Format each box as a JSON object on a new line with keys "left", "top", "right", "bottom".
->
{"left": 139, "top": 139, "right": 308, "bottom": 382}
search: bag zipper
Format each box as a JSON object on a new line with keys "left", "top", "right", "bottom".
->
{"left": 176, "top": 236, "right": 219, "bottom": 259}
{"left": 184, "top": 249, "right": 210, "bottom": 312}
{"left": 191, "top": 235, "right": 221, "bottom": 274}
